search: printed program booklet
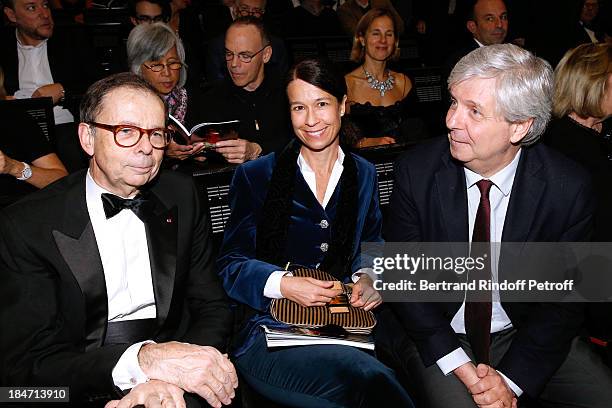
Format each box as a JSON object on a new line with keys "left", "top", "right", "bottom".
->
{"left": 261, "top": 325, "right": 375, "bottom": 350}
{"left": 168, "top": 114, "right": 239, "bottom": 146}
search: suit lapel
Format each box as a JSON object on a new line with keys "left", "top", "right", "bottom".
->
{"left": 144, "top": 193, "right": 178, "bottom": 326}
{"left": 502, "top": 148, "right": 545, "bottom": 242}
{"left": 435, "top": 153, "right": 469, "bottom": 244}
{"left": 52, "top": 174, "right": 108, "bottom": 351}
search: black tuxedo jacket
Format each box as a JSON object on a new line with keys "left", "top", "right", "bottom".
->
{"left": 0, "top": 170, "right": 231, "bottom": 402}
{"left": 385, "top": 136, "right": 594, "bottom": 397}
{"left": 0, "top": 26, "right": 100, "bottom": 117}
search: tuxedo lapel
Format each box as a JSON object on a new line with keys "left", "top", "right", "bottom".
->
{"left": 52, "top": 175, "right": 107, "bottom": 351}
{"left": 144, "top": 193, "right": 178, "bottom": 325}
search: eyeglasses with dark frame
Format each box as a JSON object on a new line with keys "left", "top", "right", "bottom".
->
{"left": 236, "top": 5, "right": 265, "bottom": 17}
{"left": 224, "top": 44, "right": 269, "bottom": 63}
{"left": 88, "top": 122, "right": 170, "bottom": 149}
{"left": 135, "top": 14, "right": 168, "bottom": 23}
{"left": 143, "top": 61, "right": 184, "bottom": 72}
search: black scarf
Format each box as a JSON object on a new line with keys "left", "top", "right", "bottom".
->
{"left": 256, "top": 140, "right": 359, "bottom": 280}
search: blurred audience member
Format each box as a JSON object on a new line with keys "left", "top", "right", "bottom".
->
{"left": 128, "top": 22, "right": 205, "bottom": 161}
{"left": 128, "top": 0, "right": 170, "bottom": 26}
{"left": 201, "top": 17, "right": 290, "bottom": 163}
{"left": 205, "top": 0, "right": 288, "bottom": 83}
{"left": 345, "top": 8, "right": 426, "bottom": 148}
{"left": 337, "top": 0, "right": 404, "bottom": 36}
{"left": 413, "top": 0, "right": 470, "bottom": 65}
{"left": 0, "top": 66, "right": 67, "bottom": 208}
{"left": 282, "top": 0, "right": 343, "bottom": 37}
{"left": 1, "top": 0, "right": 100, "bottom": 172}
{"left": 579, "top": 0, "right": 603, "bottom": 43}
{"left": 544, "top": 42, "right": 612, "bottom": 241}
{"left": 444, "top": 0, "right": 508, "bottom": 81}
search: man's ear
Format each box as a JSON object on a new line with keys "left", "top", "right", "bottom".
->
{"left": 340, "top": 95, "right": 347, "bottom": 117}
{"left": 4, "top": 6, "right": 16, "bottom": 24}
{"left": 467, "top": 20, "right": 478, "bottom": 36}
{"left": 78, "top": 123, "right": 95, "bottom": 157}
{"left": 262, "top": 44, "right": 272, "bottom": 64}
{"left": 509, "top": 118, "right": 534, "bottom": 144}
{"left": 130, "top": 16, "right": 138, "bottom": 26}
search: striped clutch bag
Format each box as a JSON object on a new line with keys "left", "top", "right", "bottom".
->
{"left": 269, "top": 267, "right": 377, "bottom": 335}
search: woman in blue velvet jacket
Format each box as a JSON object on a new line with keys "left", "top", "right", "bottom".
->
{"left": 217, "top": 58, "right": 413, "bottom": 407}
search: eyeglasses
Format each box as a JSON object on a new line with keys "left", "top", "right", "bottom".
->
{"left": 236, "top": 5, "right": 265, "bottom": 17}
{"left": 88, "top": 122, "right": 170, "bottom": 149}
{"left": 224, "top": 45, "right": 269, "bottom": 63}
{"left": 135, "top": 14, "right": 168, "bottom": 23}
{"left": 143, "top": 61, "right": 184, "bottom": 72}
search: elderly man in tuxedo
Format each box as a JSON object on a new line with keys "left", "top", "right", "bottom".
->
{"left": 383, "top": 44, "right": 612, "bottom": 407}
{"left": 0, "top": 73, "right": 237, "bottom": 408}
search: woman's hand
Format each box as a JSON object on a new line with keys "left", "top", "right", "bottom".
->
{"left": 349, "top": 275, "right": 382, "bottom": 311}
{"left": 165, "top": 140, "right": 206, "bottom": 160}
{"left": 280, "top": 276, "right": 342, "bottom": 307}
{"left": 357, "top": 136, "right": 396, "bottom": 148}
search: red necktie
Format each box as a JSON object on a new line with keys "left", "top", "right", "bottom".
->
{"left": 465, "top": 179, "right": 493, "bottom": 364}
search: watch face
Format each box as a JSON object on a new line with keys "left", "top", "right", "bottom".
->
{"left": 22, "top": 164, "right": 32, "bottom": 180}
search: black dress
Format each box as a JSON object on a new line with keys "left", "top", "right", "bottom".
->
{"left": 543, "top": 115, "right": 612, "bottom": 241}
{"left": 345, "top": 89, "right": 428, "bottom": 145}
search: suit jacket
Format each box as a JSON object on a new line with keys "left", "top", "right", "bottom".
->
{"left": 0, "top": 170, "right": 231, "bottom": 402}
{"left": 0, "top": 26, "right": 101, "bottom": 117}
{"left": 385, "top": 136, "right": 594, "bottom": 397}
{"left": 216, "top": 151, "right": 383, "bottom": 356}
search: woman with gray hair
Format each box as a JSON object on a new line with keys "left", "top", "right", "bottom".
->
{"left": 127, "top": 22, "right": 205, "bottom": 160}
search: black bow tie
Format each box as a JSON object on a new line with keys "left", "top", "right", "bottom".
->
{"left": 101, "top": 192, "right": 153, "bottom": 222}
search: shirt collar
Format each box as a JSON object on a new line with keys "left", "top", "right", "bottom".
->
{"left": 474, "top": 38, "right": 485, "bottom": 48}
{"left": 297, "top": 145, "right": 345, "bottom": 174}
{"left": 464, "top": 149, "right": 521, "bottom": 197}
{"left": 16, "top": 29, "right": 48, "bottom": 49}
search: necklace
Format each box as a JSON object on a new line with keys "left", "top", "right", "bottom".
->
{"left": 363, "top": 67, "right": 394, "bottom": 97}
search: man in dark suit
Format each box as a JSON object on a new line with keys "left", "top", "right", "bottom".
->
{"left": 0, "top": 73, "right": 237, "bottom": 407}
{"left": 443, "top": 0, "right": 508, "bottom": 79}
{"left": 1, "top": 0, "right": 101, "bottom": 172}
{"left": 383, "top": 44, "right": 612, "bottom": 407}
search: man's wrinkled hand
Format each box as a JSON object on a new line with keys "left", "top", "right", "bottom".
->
{"left": 104, "top": 380, "right": 185, "bottom": 408}
{"left": 138, "top": 342, "right": 238, "bottom": 408}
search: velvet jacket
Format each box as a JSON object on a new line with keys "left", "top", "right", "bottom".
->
{"left": 0, "top": 170, "right": 231, "bottom": 402}
{"left": 216, "top": 151, "right": 383, "bottom": 356}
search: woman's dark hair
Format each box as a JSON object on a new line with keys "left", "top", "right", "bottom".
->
{"left": 286, "top": 57, "right": 347, "bottom": 104}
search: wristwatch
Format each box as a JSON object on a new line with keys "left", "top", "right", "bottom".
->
{"left": 17, "top": 162, "right": 32, "bottom": 181}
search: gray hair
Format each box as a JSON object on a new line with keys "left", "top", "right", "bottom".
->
{"left": 448, "top": 44, "right": 553, "bottom": 145}
{"left": 127, "top": 22, "right": 187, "bottom": 89}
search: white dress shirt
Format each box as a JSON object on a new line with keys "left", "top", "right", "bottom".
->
{"left": 436, "top": 150, "right": 523, "bottom": 396}
{"left": 263, "top": 147, "right": 376, "bottom": 298}
{"left": 85, "top": 172, "right": 155, "bottom": 389}
{"left": 15, "top": 31, "right": 74, "bottom": 125}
